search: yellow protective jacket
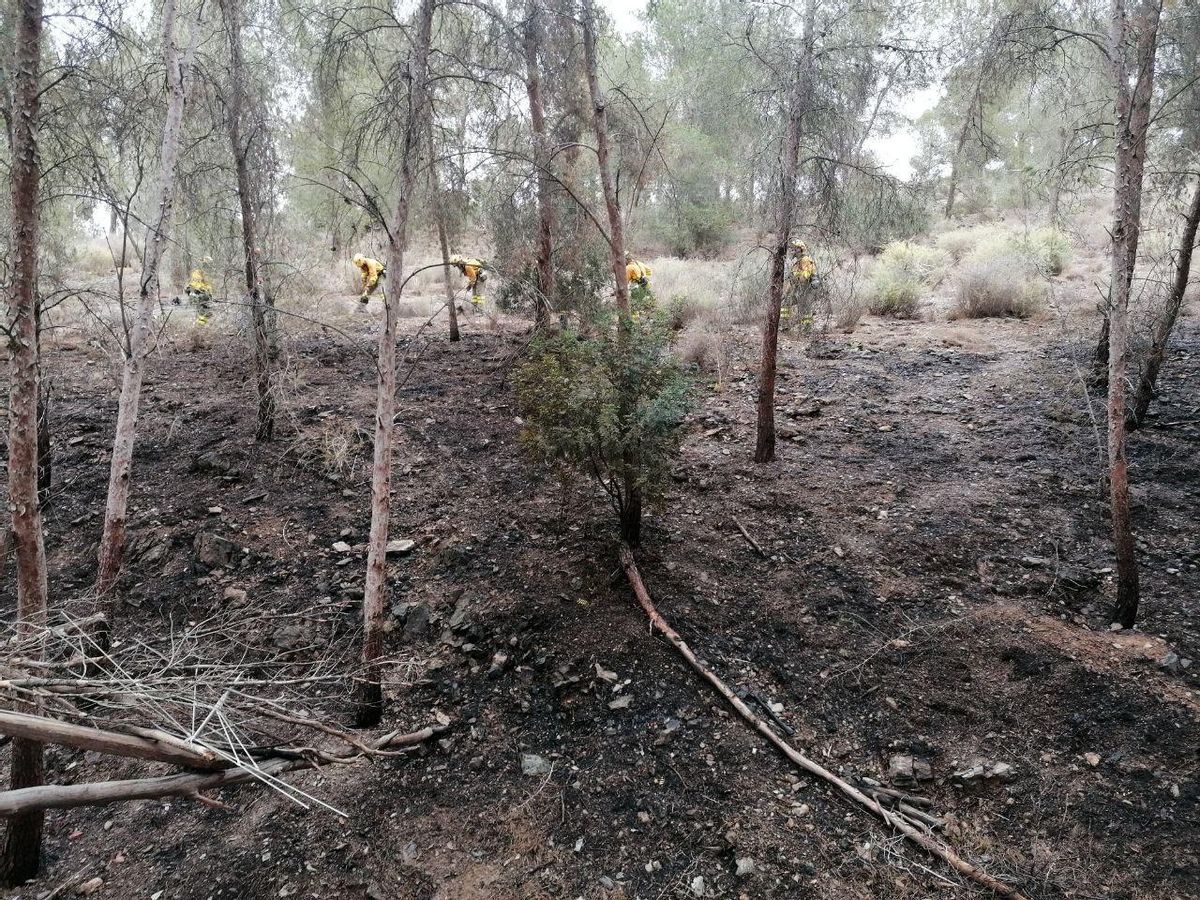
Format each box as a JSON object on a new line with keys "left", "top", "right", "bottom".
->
{"left": 791, "top": 255, "right": 816, "bottom": 282}
{"left": 353, "top": 254, "right": 386, "bottom": 292}
{"left": 451, "top": 256, "right": 486, "bottom": 285}
{"left": 187, "top": 269, "right": 213, "bottom": 295}
{"left": 626, "top": 260, "right": 652, "bottom": 285}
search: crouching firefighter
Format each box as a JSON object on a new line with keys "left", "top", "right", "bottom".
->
{"left": 353, "top": 253, "right": 387, "bottom": 305}
{"left": 185, "top": 268, "right": 214, "bottom": 326}
{"left": 449, "top": 254, "right": 488, "bottom": 308}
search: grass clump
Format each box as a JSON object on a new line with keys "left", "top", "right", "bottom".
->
{"left": 865, "top": 241, "right": 950, "bottom": 317}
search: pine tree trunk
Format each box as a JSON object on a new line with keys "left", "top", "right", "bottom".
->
{"left": 583, "top": 0, "right": 641, "bottom": 544}
{"left": 427, "top": 126, "right": 460, "bottom": 342}
{"left": 1128, "top": 174, "right": 1200, "bottom": 429}
{"left": 218, "top": 0, "right": 276, "bottom": 441}
{"left": 755, "top": 5, "right": 812, "bottom": 465}
{"left": 2, "top": 0, "right": 50, "bottom": 884}
{"left": 96, "top": 0, "right": 194, "bottom": 598}
{"left": 525, "top": 0, "right": 556, "bottom": 328}
{"left": 1106, "top": 0, "right": 1162, "bottom": 628}
{"left": 356, "top": 0, "right": 435, "bottom": 727}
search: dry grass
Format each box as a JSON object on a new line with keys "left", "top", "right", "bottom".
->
{"left": 950, "top": 253, "right": 1045, "bottom": 319}
{"left": 865, "top": 242, "right": 951, "bottom": 318}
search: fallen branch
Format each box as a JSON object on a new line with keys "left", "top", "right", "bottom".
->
{"left": 0, "top": 721, "right": 448, "bottom": 817}
{"left": 733, "top": 518, "right": 768, "bottom": 558}
{"left": 0, "top": 710, "right": 225, "bottom": 770}
{"left": 618, "top": 544, "right": 1027, "bottom": 900}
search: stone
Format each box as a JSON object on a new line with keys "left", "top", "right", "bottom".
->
{"left": 487, "top": 651, "right": 509, "bottom": 678}
{"left": 1159, "top": 651, "right": 1183, "bottom": 675}
{"left": 448, "top": 596, "right": 473, "bottom": 632}
{"left": 735, "top": 857, "right": 758, "bottom": 877}
{"left": 386, "top": 539, "right": 416, "bottom": 556}
{"left": 223, "top": 586, "right": 249, "bottom": 606}
{"left": 193, "top": 532, "right": 237, "bottom": 570}
{"left": 403, "top": 603, "right": 431, "bottom": 639}
{"left": 331, "top": 541, "right": 352, "bottom": 553}
{"left": 952, "top": 760, "right": 1015, "bottom": 783}
{"left": 77, "top": 878, "right": 104, "bottom": 896}
{"left": 1084, "top": 752, "right": 1101, "bottom": 767}
{"left": 608, "top": 694, "right": 633, "bottom": 710}
{"left": 690, "top": 875, "right": 706, "bottom": 897}
{"left": 520, "top": 753, "right": 552, "bottom": 777}
{"left": 888, "top": 753, "right": 932, "bottom": 785}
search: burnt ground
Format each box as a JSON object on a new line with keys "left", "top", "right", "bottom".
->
{"left": 2, "top": 301, "right": 1198, "bottom": 900}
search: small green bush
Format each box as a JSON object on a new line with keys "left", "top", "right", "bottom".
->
{"left": 1017, "top": 227, "right": 1071, "bottom": 276}
{"left": 514, "top": 321, "right": 691, "bottom": 538}
{"left": 865, "top": 241, "right": 949, "bottom": 317}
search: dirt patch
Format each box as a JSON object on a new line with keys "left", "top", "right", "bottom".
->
{"left": 2, "top": 308, "right": 1198, "bottom": 899}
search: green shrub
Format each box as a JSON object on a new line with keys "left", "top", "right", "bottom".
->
{"left": 514, "top": 322, "right": 691, "bottom": 540}
{"left": 865, "top": 241, "right": 949, "bottom": 317}
{"left": 1017, "top": 227, "right": 1071, "bottom": 275}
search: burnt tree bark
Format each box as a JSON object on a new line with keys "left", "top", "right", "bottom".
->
{"left": 2, "top": 0, "right": 50, "bottom": 884}
{"left": 754, "top": 4, "right": 813, "bottom": 465}
{"left": 356, "top": 0, "right": 436, "bottom": 727}
{"left": 1128, "top": 174, "right": 1200, "bottom": 429}
{"left": 218, "top": 0, "right": 277, "bottom": 441}
{"left": 525, "top": 0, "right": 556, "bottom": 328}
{"left": 96, "top": 0, "right": 195, "bottom": 597}
{"left": 581, "top": 0, "right": 640, "bottom": 545}
{"left": 1105, "top": 0, "right": 1162, "bottom": 628}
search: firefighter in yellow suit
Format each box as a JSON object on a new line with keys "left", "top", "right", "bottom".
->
{"left": 353, "top": 253, "right": 386, "bottom": 304}
{"left": 625, "top": 253, "right": 652, "bottom": 287}
{"left": 449, "top": 254, "right": 488, "bottom": 307}
{"left": 781, "top": 238, "right": 817, "bottom": 324}
{"left": 186, "top": 268, "right": 214, "bottom": 325}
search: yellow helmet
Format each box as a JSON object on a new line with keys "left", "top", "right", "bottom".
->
{"left": 790, "top": 238, "right": 807, "bottom": 253}
{"left": 352, "top": 253, "right": 366, "bottom": 266}
{"left": 449, "top": 253, "right": 464, "bottom": 264}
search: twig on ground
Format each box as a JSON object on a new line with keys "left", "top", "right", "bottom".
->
{"left": 619, "top": 544, "right": 1028, "bottom": 900}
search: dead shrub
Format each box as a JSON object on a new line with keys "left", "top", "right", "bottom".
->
{"left": 951, "top": 254, "right": 1044, "bottom": 319}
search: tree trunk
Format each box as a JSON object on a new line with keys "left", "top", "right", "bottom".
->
{"left": 1106, "top": 0, "right": 1162, "bottom": 628}
{"left": 1128, "top": 174, "right": 1200, "bottom": 429}
{"left": 427, "top": 125, "right": 460, "bottom": 342}
{"left": 355, "top": 0, "right": 435, "bottom": 727}
{"left": 2, "top": 0, "right": 50, "bottom": 884}
{"left": 96, "top": 0, "right": 194, "bottom": 598}
{"left": 525, "top": 0, "right": 556, "bottom": 328}
{"left": 582, "top": 0, "right": 641, "bottom": 545}
{"left": 219, "top": 0, "right": 276, "bottom": 441}
{"left": 754, "top": 6, "right": 812, "bottom": 465}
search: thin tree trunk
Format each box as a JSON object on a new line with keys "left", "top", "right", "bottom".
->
{"left": 755, "top": 5, "right": 812, "bottom": 465}
{"left": 356, "top": 0, "right": 435, "bottom": 727}
{"left": 218, "top": 0, "right": 276, "bottom": 441}
{"left": 427, "top": 125, "right": 460, "bottom": 342}
{"left": 1128, "top": 175, "right": 1200, "bottom": 429}
{"left": 582, "top": 0, "right": 640, "bottom": 545}
{"left": 525, "top": 0, "right": 556, "bottom": 328}
{"left": 2, "top": 0, "right": 49, "bottom": 884}
{"left": 96, "top": 0, "right": 194, "bottom": 598}
{"left": 1106, "top": 0, "right": 1162, "bottom": 628}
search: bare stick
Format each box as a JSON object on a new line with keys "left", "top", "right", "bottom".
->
{"left": 733, "top": 518, "right": 767, "bottom": 558}
{"left": 0, "top": 711, "right": 224, "bottom": 770}
{"left": 0, "top": 723, "right": 446, "bottom": 817}
{"left": 618, "top": 545, "right": 1027, "bottom": 900}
